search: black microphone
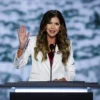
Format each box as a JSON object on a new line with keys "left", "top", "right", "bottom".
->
{"left": 50, "top": 44, "right": 55, "bottom": 51}
{"left": 49, "top": 44, "right": 55, "bottom": 81}
{"left": 50, "top": 44, "right": 55, "bottom": 59}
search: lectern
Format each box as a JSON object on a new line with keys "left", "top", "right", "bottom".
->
{"left": 0, "top": 81, "right": 99, "bottom": 100}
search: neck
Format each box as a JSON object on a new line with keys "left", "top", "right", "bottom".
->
{"left": 47, "top": 36, "right": 56, "bottom": 46}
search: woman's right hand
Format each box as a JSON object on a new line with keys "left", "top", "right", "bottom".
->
{"left": 17, "top": 26, "right": 30, "bottom": 49}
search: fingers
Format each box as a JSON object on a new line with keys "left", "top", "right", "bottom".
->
{"left": 17, "top": 25, "right": 30, "bottom": 38}
{"left": 53, "top": 79, "right": 59, "bottom": 81}
{"left": 17, "top": 25, "right": 26, "bottom": 34}
{"left": 20, "top": 25, "right": 26, "bottom": 33}
{"left": 59, "top": 78, "right": 67, "bottom": 81}
{"left": 53, "top": 78, "right": 67, "bottom": 81}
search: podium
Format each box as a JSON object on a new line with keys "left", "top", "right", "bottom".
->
{"left": 0, "top": 81, "right": 100, "bottom": 100}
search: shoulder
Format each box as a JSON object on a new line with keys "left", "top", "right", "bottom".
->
{"left": 29, "top": 35, "right": 37, "bottom": 41}
{"left": 28, "top": 36, "right": 37, "bottom": 43}
{"left": 28, "top": 36, "right": 37, "bottom": 46}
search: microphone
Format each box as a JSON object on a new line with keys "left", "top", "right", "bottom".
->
{"left": 50, "top": 44, "right": 55, "bottom": 59}
{"left": 49, "top": 44, "right": 55, "bottom": 81}
{"left": 50, "top": 44, "right": 55, "bottom": 51}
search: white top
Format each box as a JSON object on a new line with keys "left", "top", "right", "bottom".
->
{"left": 14, "top": 36, "right": 75, "bottom": 81}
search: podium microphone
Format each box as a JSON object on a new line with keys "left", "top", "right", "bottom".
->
{"left": 49, "top": 44, "right": 55, "bottom": 81}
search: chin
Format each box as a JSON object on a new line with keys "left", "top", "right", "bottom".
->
{"left": 48, "top": 33, "right": 57, "bottom": 38}
{"left": 49, "top": 35, "right": 57, "bottom": 38}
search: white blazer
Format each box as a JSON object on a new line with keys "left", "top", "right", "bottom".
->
{"left": 14, "top": 36, "right": 75, "bottom": 81}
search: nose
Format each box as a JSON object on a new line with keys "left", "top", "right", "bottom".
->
{"left": 51, "top": 24, "right": 55, "bottom": 29}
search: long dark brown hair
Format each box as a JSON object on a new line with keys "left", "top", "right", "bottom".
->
{"left": 34, "top": 10, "right": 71, "bottom": 66}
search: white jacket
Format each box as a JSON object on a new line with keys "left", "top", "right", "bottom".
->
{"left": 14, "top": 36, "right": 75, "bottom": 81}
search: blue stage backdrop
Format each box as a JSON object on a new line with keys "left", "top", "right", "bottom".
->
{"left": 0, "top": 0, "right": 100, "bottom": 100}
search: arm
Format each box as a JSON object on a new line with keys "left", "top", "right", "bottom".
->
{"left": 54, "top": 41, "right": 75, "bottom": 81}
{"left": 64, "top": 41, "right": 75, "bottom": 81}
{"left": 14, "top": 26, "right": 30, "bottom": 68}
{"left": 14, "top": 39, "right": 31, "bottom": 69}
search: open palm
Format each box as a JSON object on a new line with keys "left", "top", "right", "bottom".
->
{"left": 17, "top": 26, "right": 30, "bottom": 48}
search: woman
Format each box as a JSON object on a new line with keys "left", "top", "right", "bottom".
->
{"left": 14, "top": 10, "right": 75, "bottom": 81}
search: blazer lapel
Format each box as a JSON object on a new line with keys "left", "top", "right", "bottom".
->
{"left": 45, "top": 45, "right": 62, "bottom": 70}
{"left": 37, "top": 51, "right": 50, "bottom": 70}
{"left": 52, "top": 45, "right": 62, "bottom": 68}
{"left": 37, "top": 45, "right": 62, "bottom": 70}
{"left": 44, "top": 54, "right": 51, "bottom": 70}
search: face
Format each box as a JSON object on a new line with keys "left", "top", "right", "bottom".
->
{"left": 45, "top": 17, "right": 61, "bottom": 38}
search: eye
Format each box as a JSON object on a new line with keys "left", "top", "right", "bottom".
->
{"left": 48, "top": 22, "right": 52, "bottom": 24}
{"left": 55, "top": 23, "right": 60, "bottom": 25}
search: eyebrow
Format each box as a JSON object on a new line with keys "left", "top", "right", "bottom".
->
{"left": 49, "top": 21, "right": 60, "bottom": 24}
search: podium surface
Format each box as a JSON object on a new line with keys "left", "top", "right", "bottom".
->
{"left": 0, "top": 81, "right": 99, "bottom": 92}
{"left": 0, "top": 81, "right": 99, "bottom": 100}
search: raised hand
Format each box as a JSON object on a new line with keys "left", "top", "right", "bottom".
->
{"left": 17, "top": 26, "right": 30, "bottom": 49}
